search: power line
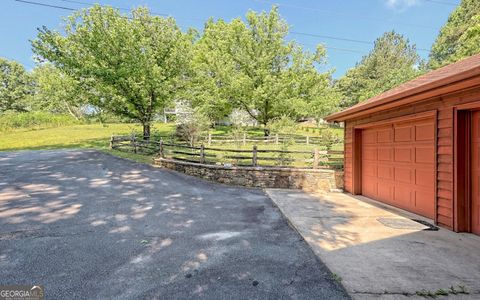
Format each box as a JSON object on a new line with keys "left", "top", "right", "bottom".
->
{"left": 322, "top": 46, "right": 366, "bottom": 54}
{"left": 290, "top": 31, "right": 431, "bottom": 52}
{"left": 12, "top": 0, "right": 430, "bottom": 54}
{"left": 57, "top": 0, "right": 205, "bottom": 21}
{"left": 58, "top": 0, "right": 148, "bottom": 13}
{"left": 295, "top": 41, "right": 367, "bottom": 54}
{"left": 14, "top": 0, "right": 75, "bottom": 11}
{"left": 14, "top": 0, "right": 202, "bottom": 21}
{"left": 290, "top": 31, "right": 372, "bottom": 46}
{"left": 57, "top": 0, "right": 169, "bottom": 17}
{"left": 253, "top": 0, "right": 439, "bottom": 30}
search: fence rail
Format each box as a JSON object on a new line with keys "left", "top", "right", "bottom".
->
{"left": 124, "top": 130, "right": 341, "bottom": 147}
{"left": 110, "top": 135, "right": 343, "bottom": 169}
{"left": 206, "top": 132, "right": 340, "bottom": 146}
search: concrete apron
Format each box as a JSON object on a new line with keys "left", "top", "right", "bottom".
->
{"left": 266, "top": 189, "right": 480, "bottom": 299}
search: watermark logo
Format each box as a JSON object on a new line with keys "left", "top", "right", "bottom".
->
{"left": 0, "top": 285, "right": 44, "bottom": 300}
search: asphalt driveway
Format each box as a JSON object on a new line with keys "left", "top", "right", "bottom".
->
{"left": 0, "top": 150, "right": 348, "bottom": 299}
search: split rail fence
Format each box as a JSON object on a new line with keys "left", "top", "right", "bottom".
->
{"left": 205, "top": 133, "right": 342, "bottom": 146}
{"left": 110, "top": 135, "right": 343, "bottom": 169}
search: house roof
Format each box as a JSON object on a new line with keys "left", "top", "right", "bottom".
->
{"left": 325, "top": 54, "right": 480, "bottom": 122}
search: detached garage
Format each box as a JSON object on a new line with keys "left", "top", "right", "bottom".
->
{"left": 325, "top": 54, "right": 480, "bottom": 235}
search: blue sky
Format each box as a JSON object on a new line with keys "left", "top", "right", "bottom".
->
{"left": 0, "top": 0, "right": 459, "bottom": 77}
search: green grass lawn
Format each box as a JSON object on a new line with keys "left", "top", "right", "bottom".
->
{"left": 0, "top": 123, "right": 175, "bottom": 164}
{"left": 0, "top": 122, "right": 343, "bottom": 167}
{"left": 0, "top": 123, "right": 175, "bottom": 151}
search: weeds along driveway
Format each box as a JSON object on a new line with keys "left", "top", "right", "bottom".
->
{"left": 0, "top": 150, "right": 349, "bottom": 299}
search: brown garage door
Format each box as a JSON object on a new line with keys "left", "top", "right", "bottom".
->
{"left": 361, "top": 117, "right": 435, "bottom": 219}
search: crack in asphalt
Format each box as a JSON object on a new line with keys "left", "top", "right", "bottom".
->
{"left": 351, "top": 290, "right": 480, "bottom": 297}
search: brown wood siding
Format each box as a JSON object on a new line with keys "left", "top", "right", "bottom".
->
{"left": 343, "top": 85, "right": 480, "bottom": 230}
{"left": 344, "top": 125, "right": 353, "bottom": 192}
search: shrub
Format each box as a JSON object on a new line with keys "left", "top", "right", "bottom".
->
{"left": 268, "top": 116, "right": 298, "bottom": 135}
{"left": 174, "top": 101, "right": 210, "bottom": 146}
{"left": 320, "top": 128, "right": 342, "bottom": 150}
{"left": 0, "top": 111, "right": 80, "bottom": 131}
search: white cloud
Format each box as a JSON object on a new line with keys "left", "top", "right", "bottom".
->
{"left": 386, "top": 0, "right": 419, "bottom": 10}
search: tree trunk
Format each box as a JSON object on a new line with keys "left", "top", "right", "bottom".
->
{"left": 64, "top": 101, "right": 80, "bottom": 121}
{"left": 263, "top": 122, "right": 270, "bottom": 136}
{"left": 264, "top": 128, "right": 270, "bottom": 136}
{"left": 143, "top": 124, "right": 150, "bottom": 140}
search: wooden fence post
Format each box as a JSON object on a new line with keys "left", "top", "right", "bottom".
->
{"left": 275, "top": 134, "right": 279, "bottom": 144}
{"left": 243, "top": 132, "right": 246, "bottom": 146}
{"left": 110, "top": 135, "right": 114, "bottom": 149}
{"left": 208, "top": 133, "right": 212, "bottom": 146}
{"left": 306, "top": 136, "right": 309, "bottom": 145}
{"left": 313, "top": 148, "right": 319, "bottom": 169}
{"left": 200, "top": 144, "right": 206, "bottom": 164}
{"left": 252, "top": 145, "right": 258, "bottom": 167}
{"left": 159, "top": 138, "right": 164, "bottom": 158}
{"left": 131, "top": 134, "right": 137, "bottom": 154}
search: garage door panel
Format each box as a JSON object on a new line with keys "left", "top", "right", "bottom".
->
{"left": 363, "top": 164, "right": 377, "bottom": 177}
{"left": 363, "top": 130, "right": 377, "bottom": 144}
{"left": 363, "top": 147, "right": 377, "bottom": 161}
{"left": 415, "top": 169, "right": 435, "bottom": 188}
{"left": 415, "top": 147, "right": 434, "bottom": 164}
{"left": 361, "top": 117, "right": 434, "bottom": 219}
{"left": 394, "top": 147, "right": 413, "bottom": 163}
{"left": 394, "top": 185, "right": 413, "bottom": 207}
{"left": 394, "top": 167, "right": 413, "bottom": 184}
{"left": 378, "top": 165, "right": 393, "bottom": 180}
{"left": 415, "top": 123, "right": 435, "bottom": 141}
{"left": 378, "top": 147, "right": 393, "bottom": 161}
{"left": 414, "top": 190, "right": 435, "bottom": 219}
{"left": 395, "top": 126, "right": 413, "bottom": 142}
{"left": 378, "top": 183, "right": 394, "bottom": 202}
{"left": 377, "top": 128, "right": 393, "bottom": 143}
{"left": 363, "top": 180, "right": 377, "bottom": 198}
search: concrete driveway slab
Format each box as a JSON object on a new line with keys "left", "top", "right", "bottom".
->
{"left": 266, "top": 189, "right": 480, "bottom": 299}
{"left": 0, "top": 150, "right": 349, "bottom": 299}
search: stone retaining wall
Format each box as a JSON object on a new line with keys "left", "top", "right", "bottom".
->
{"left": 154, "top": 158, "right": 343, "bottom": 192}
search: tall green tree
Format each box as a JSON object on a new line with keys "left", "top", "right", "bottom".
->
{"left": 0, "top": 57, "right": 32, "bottom": 113}
{"left": 192, "top": 7, "right": 333, "bottom": 135}
{"left": 336, "top": 31, "right": 423, "bottom": 108}
{"left": 31, "top": 64, "right": 88, "bottom": 119}
{"left": 429, "top": 0, "right": 480, "bottom": 69}
{"left": 308, "top": 83, "right": 341, "bottom": 125}
{"left": 32, "top": 5, "right": 192, "bottom": 138}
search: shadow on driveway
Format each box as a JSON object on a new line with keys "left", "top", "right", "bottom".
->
{"left": 0, "top": 150, "right": 349, "bottom": 299}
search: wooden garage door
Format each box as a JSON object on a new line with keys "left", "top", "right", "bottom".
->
{"left": 361, "top": 117, "right": 435, "bottom": 219}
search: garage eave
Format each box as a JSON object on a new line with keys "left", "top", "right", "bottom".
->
{"left": 325, "top": 54, "right": 480, "bottom": 123}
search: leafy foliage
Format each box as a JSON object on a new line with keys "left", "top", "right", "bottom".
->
{"left": 429, "top": 0, "right": 480, "bottom": 69}
{"left": 320, "top": 129, "right": 342, "bottom": 150}
{"left": 191, "top": 7, "right": 334, "bottom": 133}
{"left": 268, "top": 115, "right": 298, "bottom": 135}
{"left": 336, "top": 31, "right": 423, "bottom": 108}
{"left": 31, "top": 64, "right": 89, "bottom": 120}
{"left": 308, "top": 85, "right": 341, "bottom": 124}
{"left": 32, "top": 5, "right": 193, "bottom": 138}
{"left": 0, "top": 111, "right": 79, "bottom": 131}
{"left": 0, "top": 57, "right": 33, "bottom": 113}
{"left": 174, "top": 100, "right": 210, "bottom": 146}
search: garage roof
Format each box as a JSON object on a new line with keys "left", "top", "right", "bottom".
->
{"left": 325, "top": 54, "right": 480, "bottom": 122}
